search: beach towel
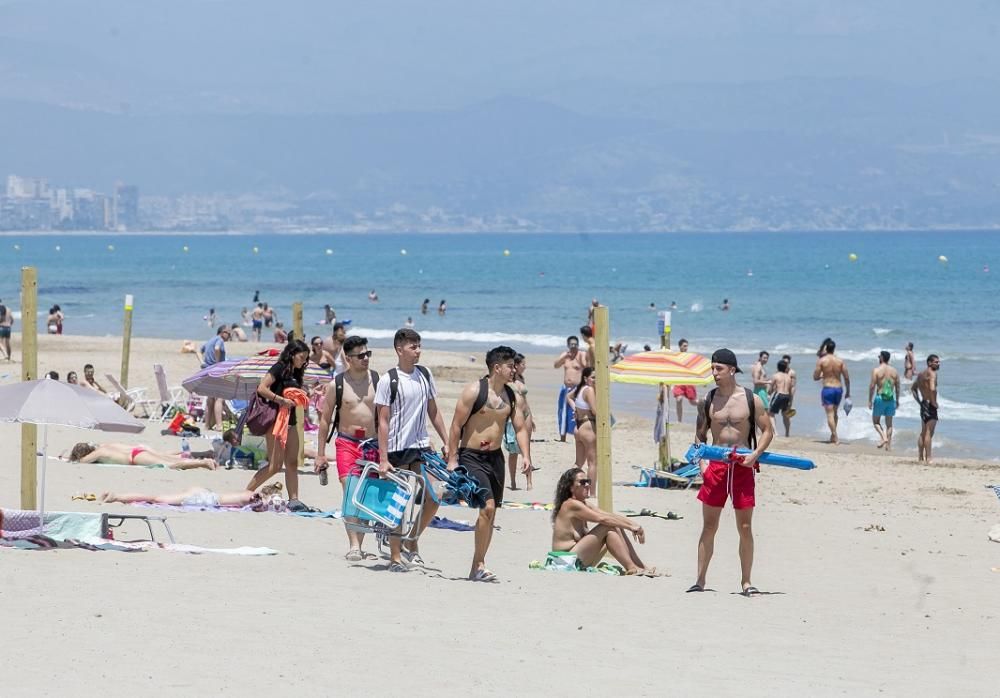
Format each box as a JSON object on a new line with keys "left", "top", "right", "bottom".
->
{"left": 429, "top": 516, "right": 475, "bottom": 532}
{"left": 528, "top": 551, "right": 624, "bottom": 575}
{"left": 501, "top": 501, "right": 554, "bottom": 511}
{"left": 0, "top": 534, "right": 141, "bottom": 552}
{"left": 273, "top": 388, "right": 310, "bottom": 448}
{"left": 557, "top": 385, "right": 576, "bottom": 437}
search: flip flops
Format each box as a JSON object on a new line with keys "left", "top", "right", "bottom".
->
{"left": 686, "top": 583, "right": 705, "bottom": 593}
{"left": 741, "top": 586, "right": 762, "bottom": 597}
{"left": 470, "top": 569, "right": 498, "bottom": 583}
{"left": 402, "top": 548, "right": 425, "bottom": 566}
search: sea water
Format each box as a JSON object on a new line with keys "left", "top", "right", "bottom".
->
{"left": 2, "top": 231, "right": 997, "bottom": 459}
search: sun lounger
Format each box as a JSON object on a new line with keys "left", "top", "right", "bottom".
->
{"left": 153, "top": 364, "right": 187, "bottom": 423}
{"left": 342, "top": 461, "right": 425, "bottom": 555}
{"left": 101, "top": 513, "right": 176, "bottom": 543}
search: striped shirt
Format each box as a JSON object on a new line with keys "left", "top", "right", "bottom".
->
{"left": 374, "top": 365, "right": 437, "bottom": 452}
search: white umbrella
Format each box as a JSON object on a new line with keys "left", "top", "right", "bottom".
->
{"left": 0, "top": 380, "right": 146, "bottom": 530}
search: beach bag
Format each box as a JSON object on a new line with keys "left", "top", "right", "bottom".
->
{"left": 544, "top": 551, "right": 579, "bottom": 571}
{"left": 244, "top": 394, "right": 278, "bottom": 436}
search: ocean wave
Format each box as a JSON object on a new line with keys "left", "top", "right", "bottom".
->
{"left": 871, "top": 327, "right": 898, "bottom": 336}
{"left": 350, "top": 326, "right": 568, "bottom": 349}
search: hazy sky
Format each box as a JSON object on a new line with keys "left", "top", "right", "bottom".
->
{"left": 2, "top": 0, "right": 999, "bottom": 113}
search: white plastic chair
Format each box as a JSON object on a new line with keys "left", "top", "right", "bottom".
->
{"left": 104, "top": 373, "right": 156, "bottom": 418}
{"left": 153, "top": 364, "right": 187, "bottom": 423}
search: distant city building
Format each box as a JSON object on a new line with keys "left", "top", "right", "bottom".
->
{"left": 113, "top": 182, "right": 139, "bottom": 230}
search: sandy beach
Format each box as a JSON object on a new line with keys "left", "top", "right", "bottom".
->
{"left": 2, "top": 332, "right": 998, "bottom": 697}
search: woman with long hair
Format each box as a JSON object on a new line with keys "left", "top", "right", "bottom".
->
{"left": 246, "top": 339, "right": 310, "bottom": 510}
{"left": 309, "top": 335, "right": 335, "bottom": 371}
{"left": 551, "top": 468, "right": 655, "bottom": 575}
{"left": 567, "top": 367, "right": 597, "bottom": 495}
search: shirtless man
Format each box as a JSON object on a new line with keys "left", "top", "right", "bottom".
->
{"left": 671, "top": 338, "right": 699, "bottom": 422}
{"left": 691, "top": 348, "right": 774, "bottom": 596}
{"left": 781, "top": 354, "right": 797, "bottom": 405}
{"left": 316, "top": 335, "right": 380, "bottom": 560}
{"left": 868, "top": 351, "right": 901, "bottom": 450}
{"left": 322, "top": 322, "right": 347, "bottom": 375}
{"left": 911, "top": 354, "right": 941, "bottom": 463}
{"left": 812, "top": 339, "right": 850, "bottom": 444}
{"left": 0, "top": 298, "right": 12, "bottom": 360}
{"left": 904, "top": 342, "right": 916, "bottom": 381}
{"left": 751, "top": 350, "right": 771, "bottom": 410}
{"left": 551, "top": 467, "right": 652, "bottom": 576}
{"left": 251, "top": 303, "right": 264, "bottom": 342}
{"left": 447, "top": 345, "right": 531, "bottom": 582}
{"left": 554, "top": 335, "right": 588, "bottom": 442}
{"left": 768, "top": 359, "right": 795, "bottom": 437}
{"left": 82, "top": 364, "right": 107, "bottom": 394}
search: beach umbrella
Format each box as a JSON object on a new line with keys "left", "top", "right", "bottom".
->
{"left": 0, "top": 379, "right": 145, "bottom": 528}
{"left": 183, "top": 356, "right": 332, "bottom": 400}
{"left": 610, "top": 349, "right": 714, "bottom": 468}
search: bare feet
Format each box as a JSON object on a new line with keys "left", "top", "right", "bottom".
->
{"left": 99, "top": 492, "right": 117, "bottom": 504}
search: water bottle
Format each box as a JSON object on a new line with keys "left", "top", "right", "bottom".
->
{"left": 181, "top": 437, "right": 191, "bottom": 457}
{"left": 319, "top": 468, "right": 329, "bottom": 486}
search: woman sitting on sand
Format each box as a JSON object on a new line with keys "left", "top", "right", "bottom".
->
{"left": 309, "top": 335, "right": 335, "bottom": 371}
{"left": 567, "top": 367, "right": 597, "bottom": 494}
{"left": 67, "top": 442, "right": 217, "bottom": 470}
{"left": 551, "top": 468, "right": 658, "bottom": 576}
{"left": 101, "top": 483, "right": 285, "bottom": 510}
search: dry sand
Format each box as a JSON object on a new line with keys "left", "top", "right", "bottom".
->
{"left": 1, "top": 333, "right": 998, "bottom": 696}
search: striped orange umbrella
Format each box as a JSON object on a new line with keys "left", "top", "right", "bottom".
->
{"left": 609, "top": 350, "right": 713, "bottom": 386}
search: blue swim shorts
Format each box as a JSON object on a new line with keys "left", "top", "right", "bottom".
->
{"left": 820, "top": 387, "right": 843, "bottom": 407}
{"left": 872, "top": 395, "right": 896, "bottom": 418}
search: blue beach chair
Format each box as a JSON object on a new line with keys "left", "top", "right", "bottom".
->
{"left": 342, "top": 461, "right": 425, "bottom": 555}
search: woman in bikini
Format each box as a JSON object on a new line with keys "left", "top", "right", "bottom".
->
{"left": 308, "top": 335, "right": 335, "bottom": 371}
{"left": 100, "top": 482, "right": 285, "bottom": 509}
{"left": 67, "top": 442, "right": 217, "bottom": 470}
{"left": 567, "top": 367, "right": 597, "bottom": 494}
{"left": 551, "top": 468, "right": 656, "bottom": 576}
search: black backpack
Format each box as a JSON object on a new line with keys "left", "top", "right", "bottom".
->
{"left": 387, "top": 365, "right": 431, "bottom": 406}
{"left": 461, "top": 376, "right": 516, "bottom": 438}
{"left": 326, "top": 369, "right": 380, "bottom": 443}
{"left": 703, "top": 386, "right": 758, "bottom": 450}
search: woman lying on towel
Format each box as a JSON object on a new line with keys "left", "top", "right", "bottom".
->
{"left": 67, "top": 442, "right": 217, "bottom": 470}
{"left": 551, "top": 467, "right": 661, "bottom": 576}
{"left": 101, "top": 482, "right": 286, "bottom": 510}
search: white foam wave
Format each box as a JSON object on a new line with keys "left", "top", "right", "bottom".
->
{"left": 350, "top": 326, "right": 568, "bottom": 349}
{"left": 872, "top": 327, "right": 896, "bottom": 336}
{"left": 893, "top": 394, "right": 1000, "bottom": 423}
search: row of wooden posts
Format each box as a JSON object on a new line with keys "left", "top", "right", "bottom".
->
{"left": 18, "top": 265, "right": 614, "bottom": 512}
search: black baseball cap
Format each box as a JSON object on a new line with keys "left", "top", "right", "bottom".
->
{"left": 711, "top": 348, "right": 742, "bottom": 373}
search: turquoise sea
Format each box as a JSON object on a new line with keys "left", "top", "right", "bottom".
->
{"left": 2, "top": 231, "right": 998, "bottom": 460}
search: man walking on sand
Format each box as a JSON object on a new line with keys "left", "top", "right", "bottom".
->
{"left": 868, "top": 350, "right": 900, "bottom": 450}
{"left": 554, "top": 335, "right": 588, "bottom": 442}
{"left": 671, "top": 338, "right": 699, "bottom": 422}
{"left": 0, "top": 298, "right": 13, "bottom": 360}
{"left": 375, "top": 328, "right": 450, "bottom": 572}
{"left": 751, "top": 350, "right": 771, "bottom": 410}
{"left": 316, "top": 335, "right": 380, "bottom": 561}
{"left": 813, "top": 338, "right": 850, "bottom": 444}
{"left": 911, "top": 354, "right": 941, "bottom": 463}
{"left": 768, "top": 359, "right": 795, "bottom": 437}
{"left": 447, "top": 345, "right": 532, "bottom": 582}
{"left": 689, "top": 348, "right": 773, "bottom": 597}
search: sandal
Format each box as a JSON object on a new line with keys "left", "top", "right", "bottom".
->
{"left": 402, "top": 548, "right": 425, "bottom": 566}
{"left": 741, "top": 586, "right": 762, "bottom": 597}
{"left": 469, "top": 569, "right": 498, "bottom": 583}
{"left": 388, "top": 561, "right": 408, "bottom": 573}
{"left": 686, "top": 583, "right": 705, "bottom": 593}
{"left": 345, "top": 549, "right": 363, "bottom": 562}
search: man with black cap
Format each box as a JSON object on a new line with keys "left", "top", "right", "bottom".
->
{"left": 689, "top": 348, "right": 774, "bottom": 597}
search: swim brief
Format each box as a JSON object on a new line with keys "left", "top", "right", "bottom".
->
{"left": 502, "top": 419, "right": 520, "bottom": 455}
{"left": 335, "top": 434, "right": 380, "bottom": 479}
{"left": 181, "top": 489, "right": 221, "bottom": 508}
{"left": 696, "top": 460, "right": 755, "bottom": 510}
{"left": 920, "top": 399, "right": 938, "bottom": 423}
{"left": 129, "top": 447, "right": 147, "bottom": 465}
{"left": 820, "top": 386, "right": 844, "bottom": 407}
{"left": 0, "top": 326, "right": 10, "bottom": 338}
{"left": 754, "top": 387, "right": 770, "bottom": 410}
{"left": 672, "top": 385, "right": 696, "bottom": 401}
{"left": 458, "top": 447, "right": 505, "bottom": 507}
{"left": 769, "top": 393, "right": 791, "bottom": 415}
{"left": 872, "top": 395, "right": 896, "bottom": 418}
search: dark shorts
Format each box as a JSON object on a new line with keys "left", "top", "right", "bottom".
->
{"left": 458, "top": 447, "right": 504, "bottom": 507}
{"left": 388, "top": 447, "right": 431, "bottom": 470}
{"left": 821, "top": 386, "right": 843, "bottom": 407}
{"left": 0, "top": 326, "right": 9, "bottom": 338}
{"left": 769, "top": 393, "right": 791, "bottom": 415}
{"left": 920, "top": 400, "right": 938, "bottom": 424}
{"left": 252, "top": 319, "right": 263, "bottom": 330}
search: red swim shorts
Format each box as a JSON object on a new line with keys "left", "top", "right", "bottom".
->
{"left": 672, "top": 385, "right": 697, "bottom": 401}
{"left": 696, "top": 460, "right": 756, "bottom": 509}
{"left": 335, "top": 436, "right": 379, "bottom": 479}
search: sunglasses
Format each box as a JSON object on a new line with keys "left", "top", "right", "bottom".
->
{"left": 347, "top": 351, "right": 373, "bottom": 359}
{"left": 576, "top": 479, "right": 591, "bottom": 487}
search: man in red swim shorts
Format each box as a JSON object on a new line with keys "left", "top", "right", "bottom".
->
{"left": 690, "top": 348, "right": 774, "bottom": 597}
{"left": 316, "top": 335, "right": 381, "bottom": 561}
{"left": 670, "top": 339, "right": 699, "bottom": 422}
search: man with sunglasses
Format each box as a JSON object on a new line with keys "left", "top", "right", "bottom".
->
{"left": 554, "top": 335, "right": 588, "bottom": 442}
{"left": 316, "top": 335, "right": 380, "bottom": 561}
{"left": 447, "top": 345, "right": 532, "bottom": 582}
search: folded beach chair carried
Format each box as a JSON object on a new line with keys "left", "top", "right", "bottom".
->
{"left": 342, "top": 461, "right": 424, "bottom": 554}
{"left": 419, "top": 451, "right": 490, "bottom": 508}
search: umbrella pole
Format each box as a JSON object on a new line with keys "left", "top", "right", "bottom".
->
{"left": 658, "top": 385, "right": 672, "bottom": 470}
{"left": 38, "top": 423, "right": 48, "bottom": 534}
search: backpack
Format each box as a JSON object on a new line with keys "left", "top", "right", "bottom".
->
{"left": 461, "top": 376, "right": 516, "bottom": 438}
{"left": 703, "top": 386, "right": 758, "bottom": 450}
{"left": 326, "top": 369, "right": 380, "bottom": 443}
{"left": 877, "top": 377, "right": 895, "bottom": 402}
{"left": 387, "top": 365, "right": 431, "bottom": 406}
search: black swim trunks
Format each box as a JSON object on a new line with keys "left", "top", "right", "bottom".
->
{"left": 388, "top": 447, "right": 432, "bottom": 471}
{"left": 920, "top": 400, "right": 938, "bottom": 423}
{"left": 458, "top": 447, "right": 504, "bottom": 507}
{"left": 769, "top": 393, "right": 791, "bottom": 415}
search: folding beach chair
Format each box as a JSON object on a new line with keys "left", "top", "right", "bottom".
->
{"left": 342, "top": 461, "right": 425, "bottom": 556}
{"left": 105, "top": 373, "right": 156, "bottom": 418}
{"left": 153, "top": 364, "right": 187, "bottom": 423}
{"left": 101, "top": 513, "right": 176, "bottom": 544}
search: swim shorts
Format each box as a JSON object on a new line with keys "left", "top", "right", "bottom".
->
{"left": 458, "top": 447, "right": 504, "bottom": 507}
{"left": 754, "top": 387, "right": 770, "bottom": 410}
{"left": 821, "top": 387, "right": 844, "bottom": 407}
{"left": 872, "top": 395, "right": 896, "bottom": 418}
{"left": 335, "top": 434, "right": 379, "bottom": 479}
{"left": 181, "top": 489, "right": 221, "bottom": 508}
{"left": 769, "top": 393, "right": 791, "bottom": 415}
{"left": 0, "top": 326, "right": 10, "bottom": 338}
{"left": 696, "top": 460, "right": 755, "bottom": 510}
{"left": 388, "top": 447, "right": 431, "bottom": 470}
{"left": 920, "top": 400, "right": 938, "bottom": 423}
{"left": 252, "top": 319, "right": 263, "bottom": 330}
{"left": 502, "top": 419, "right": 520, "bottom": 455}
{"left": 672, "top": 385, "right": 696, "bottom": 401}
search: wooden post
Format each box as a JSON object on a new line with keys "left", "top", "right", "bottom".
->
{"left": 593, "top": 305, "right": 613, "bottom": 511}
{"left": 120, "top": 294, "right": 134, "bottom": 388}
{"left": 658, "top": 311, "right": 672, "bottom": 469}
{"left": 20, "top": 267, "right": 38, "bottom": 509}
{"left": 292, "top": 301, "right": 305, "bottom": 470}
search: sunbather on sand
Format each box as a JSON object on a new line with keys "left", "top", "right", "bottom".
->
{"left": 551, "top": 467, "right": 659, "bottom": 576}
{"left": 100, "top": 482, "right": 284, "bottom": 508}
{"left": 67, "top": 442, "right": 217, "bottom": 470}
